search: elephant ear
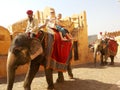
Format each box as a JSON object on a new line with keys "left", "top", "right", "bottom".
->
{"left": 29, "top": 38, "right": 43, "bottom": 60}
{"left": 10, "top": 33, "right": 30, "bottom": 55}
{"left": 10, "top": 45, "right": 23, "bottom": 55}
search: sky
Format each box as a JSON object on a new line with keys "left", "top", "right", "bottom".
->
{"left": 0, "top": 0, "right": 120, "bottom": 35}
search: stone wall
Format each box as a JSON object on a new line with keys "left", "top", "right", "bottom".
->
{"left": 0, "top": 26, "right": 11, "bottom": 78}
{"left": 0, "top": 55, "right": 43, "bottom": 78}
{"left": 8, "top": 18, "right": 28, "bottom": 38}
{"left": 0, "top": 26, "right": 11, "bottom": 55}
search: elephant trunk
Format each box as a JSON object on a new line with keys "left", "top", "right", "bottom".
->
{"left": 6, "top": 52, "right": 16, "bottom": 90}
{"left": 7, "top": 66, "right": 15, "bottom": 90}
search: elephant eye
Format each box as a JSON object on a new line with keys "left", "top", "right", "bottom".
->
{"left": 12, "top": 47, "right": 22, "bottom": 55}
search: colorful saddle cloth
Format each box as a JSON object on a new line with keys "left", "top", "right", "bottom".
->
{"left": 47, "top": 30, "right": 72, "bottom": 71}
{"left": 108, "top": 40, "right": 118, "bottom": 55}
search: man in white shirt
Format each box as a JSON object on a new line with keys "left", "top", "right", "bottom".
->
{"left": 97, "top": 32, "right": 104, "bottom": 40}
{"left": 26, "top": 10, "right": 39, "bottom": 37}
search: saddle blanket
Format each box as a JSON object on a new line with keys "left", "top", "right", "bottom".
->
{"left": 47, "top": 30, "right": 72, "bottom": 71}
{"left": 108, "top": 40, "right": 118, "bottom": 55}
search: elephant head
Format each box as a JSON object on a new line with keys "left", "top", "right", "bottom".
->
{"left": 7, "top": 33, "right": 43, "bottom": 90}
{"left": 94, "top": 40, "right": 107, "bottom": 65}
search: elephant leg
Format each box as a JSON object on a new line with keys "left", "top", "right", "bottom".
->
{"left": 56, "top": 71, "right": 64, "bottom": 83}
{"left": 110, "top": 56, "right": 114, "bottom": 65}
{"left": 104, "top": 55, "right": 108, "bottom": 65}
{"left": 100, "top": 55, "right": 104, "bottom": 65}
{"left": 67, "top": 62, "right": 73, "bottom": 79}
{"left": 67, "top": 49, "right": 73, "bottom": 79}
{"left": 23, "top": 59, "right": 40, "bottom": 90}
{"left": 44, "top": 68, "right": 54, "bottom": 89}
{"left": 94, "top": 52, "right": 97, "bottom": 66}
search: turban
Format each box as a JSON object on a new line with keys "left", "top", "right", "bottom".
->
{"left": 100, "top": 32, "right": 102, "bottom": 35}
{"left": 26, "top": 10, "right": 33, "bottom": 15}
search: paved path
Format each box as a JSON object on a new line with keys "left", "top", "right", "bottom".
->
{"left": 1, "top": 57, "right": 120, "bottom": 90}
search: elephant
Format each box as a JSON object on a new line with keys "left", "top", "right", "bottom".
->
{"left": 94, "top": 39, "right": 118, "bottom": 66}
{"left": 6, "top": 30, "right": 73, "bottom": 90}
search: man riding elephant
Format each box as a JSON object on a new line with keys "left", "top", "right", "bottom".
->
{"left": 39, "top": 8, "right": 74, "bottom": 81}
{"left": 25, "top": 10, "right": 39, "bottom": 38}
{"left": 94, "top": 38, "right": 118, "bottom": 66}
{"left": 7, "top": 9, "right": 73, "bottom": 90}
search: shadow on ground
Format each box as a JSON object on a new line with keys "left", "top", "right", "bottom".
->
{"left": 54, "top": 78, "right": 119, "bottom": 90}
{"left": 0, "top": 71, "right": 45, "bottom": 84}
{"left": 0, "top": 74, "right": 120, "bottom": 90}
{"left": 72, "top": 61, "right": 120, "bottom": 69}
{"left": 1, "top": 61, "right": 120, "bottom": 84}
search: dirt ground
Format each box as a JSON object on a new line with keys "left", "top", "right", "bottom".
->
{"left": 1, "top": 55, "right": 120, "bottom": 90}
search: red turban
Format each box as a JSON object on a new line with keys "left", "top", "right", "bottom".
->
{"left": 26, "top": 10, "right": 33, "bottom": 15}
{"left": 100, "top": 32, "right": 102, "bottom": 35}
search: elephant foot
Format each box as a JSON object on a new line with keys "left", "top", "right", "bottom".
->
{"left": 24, "top": 88, "right": 30, "bottom": 90}
{"left": 104, "top": 61, "right": 108, "bottom": 65}
{"left": 24, "top": 86, "right": 31, "bottom": 90}
{"left": 109, "top": 62, "right": 114, "bottom": 65}
{"left": 56, "top": 78, "right": 64, "bottom": 83}
{"left": 100, "top": 63, "right": 104, "bottom": 66}
{"left": 47, "top": 89, "right": 55, "bottom": 90}
{"left": 69, "top": 75, "right": 73, "bottom": 79}
{"left": 47, "top": 86, "right": 55, "bottom": 90}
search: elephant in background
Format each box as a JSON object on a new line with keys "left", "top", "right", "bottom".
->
{"left": 7, "top": 30, "right": 73, "bottom": 90}
{"left": 94, "top": 39, "right": 118, "bottom": 66}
